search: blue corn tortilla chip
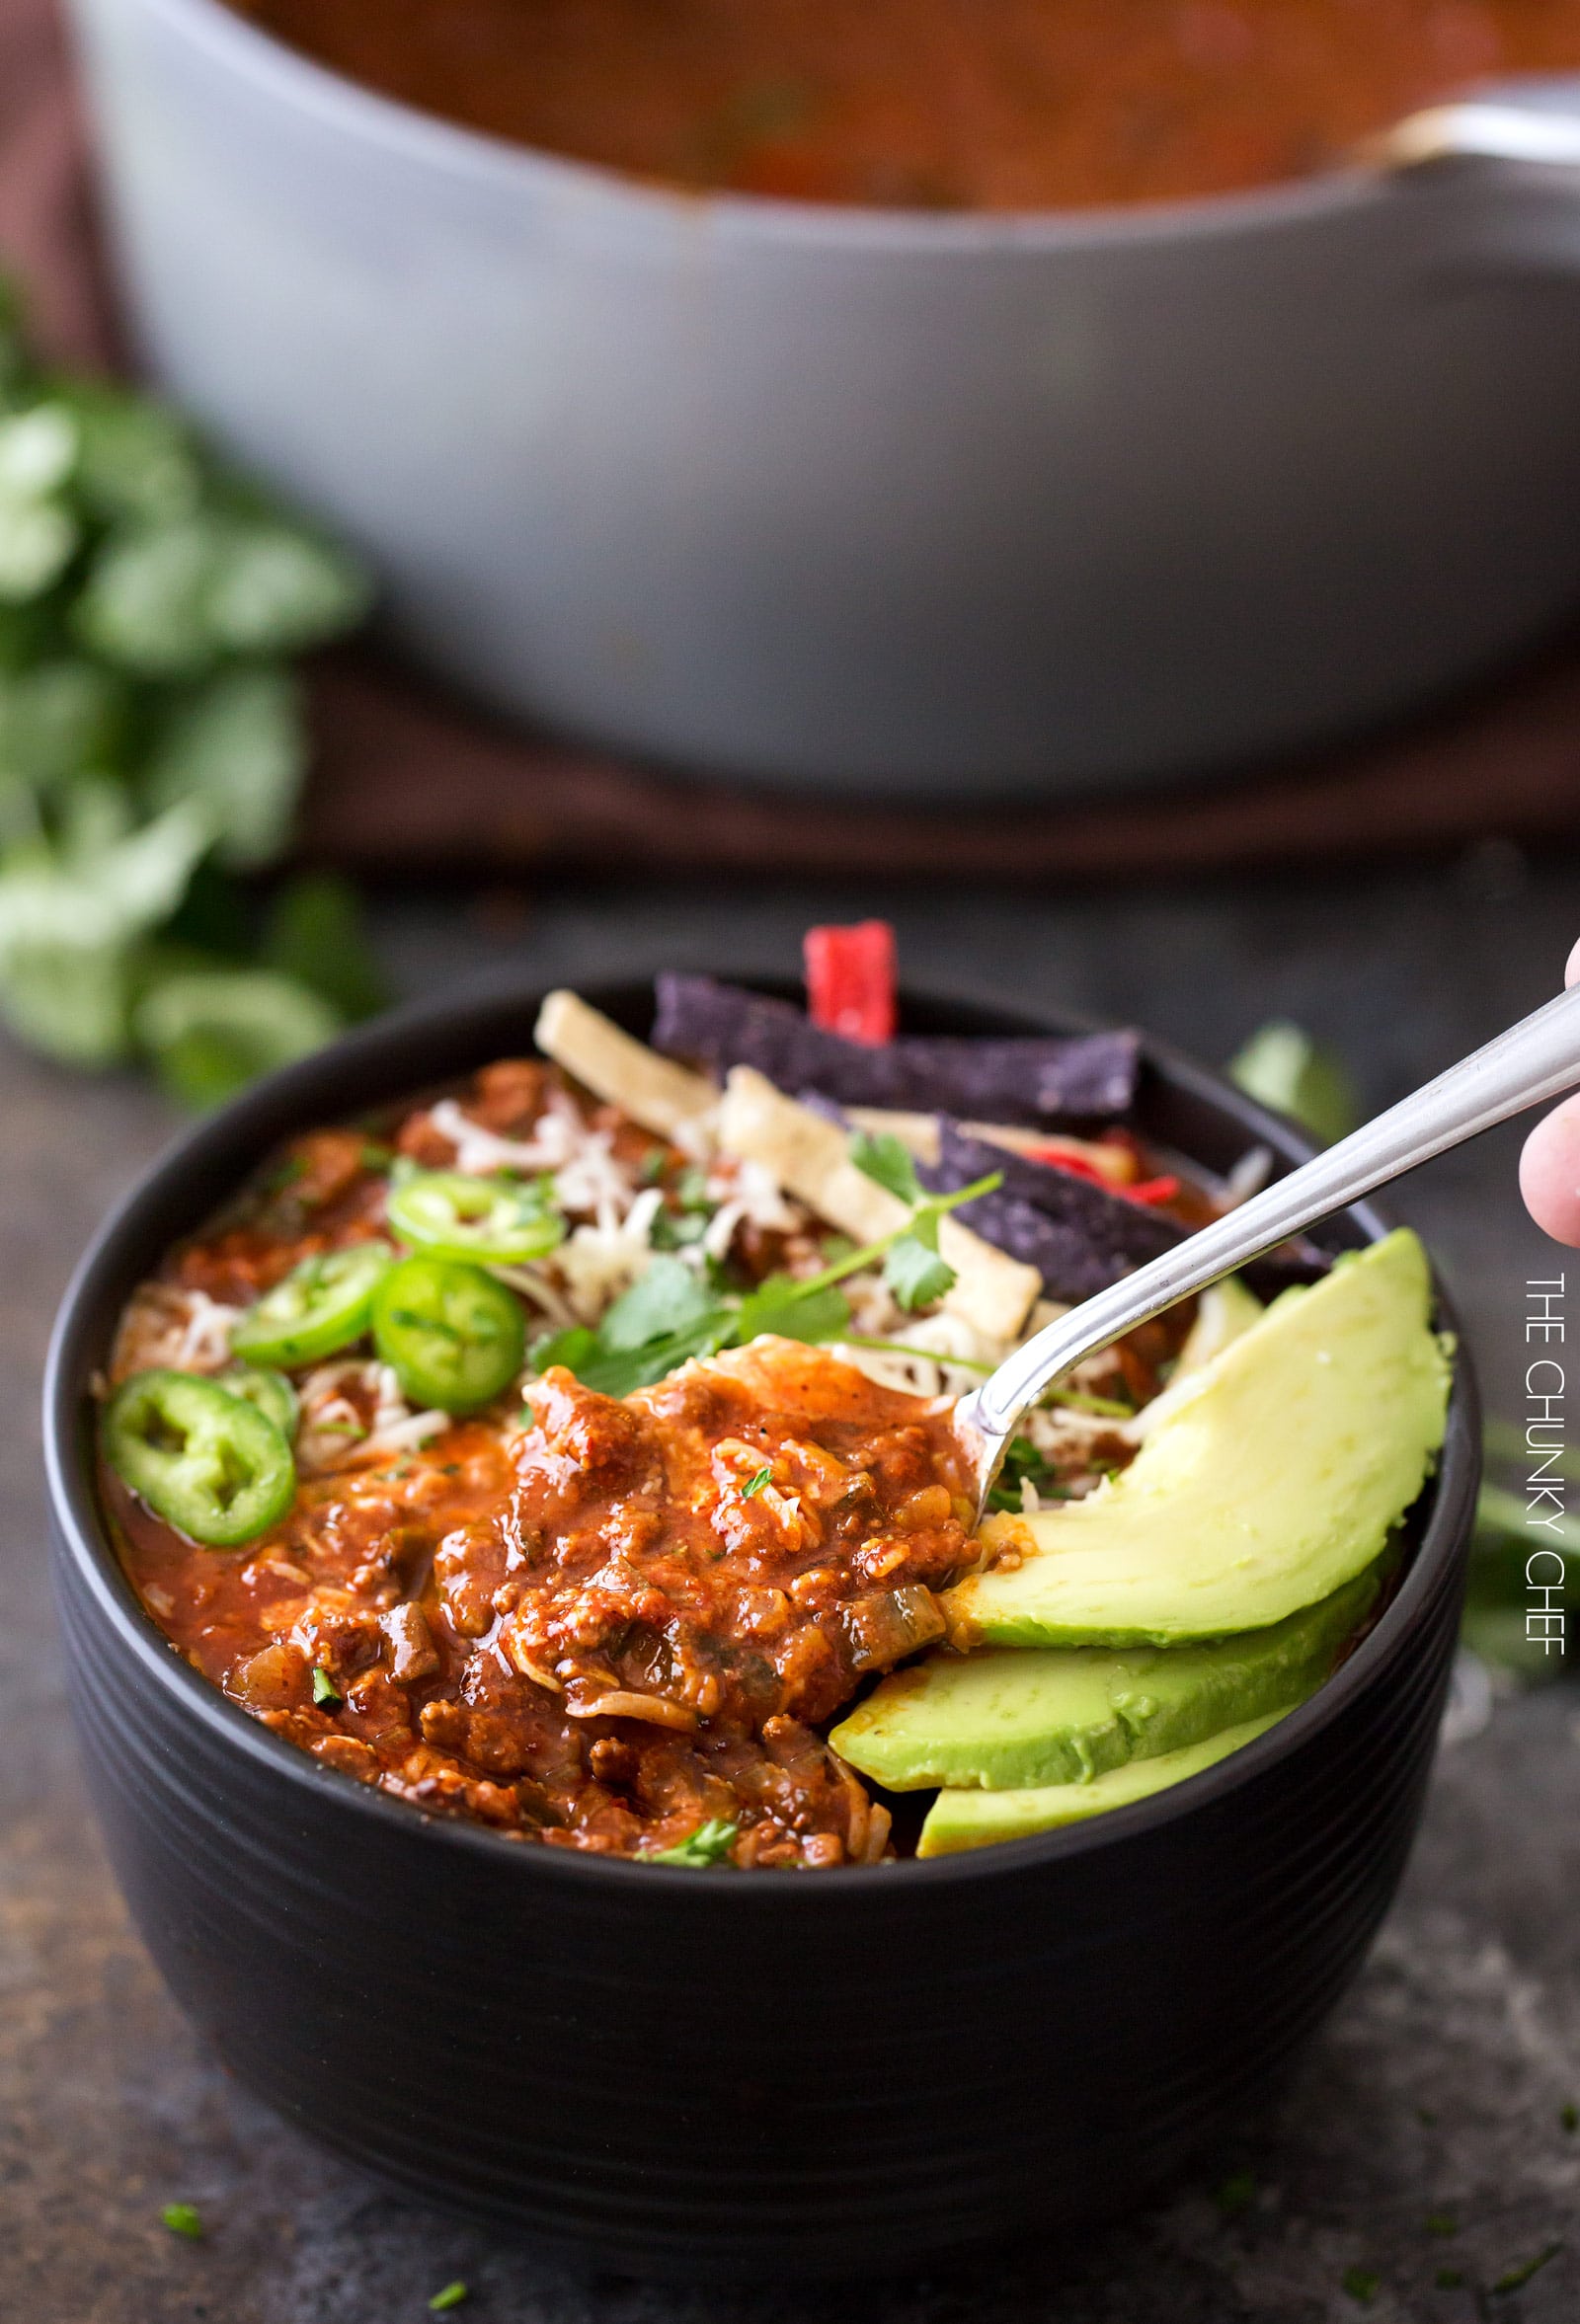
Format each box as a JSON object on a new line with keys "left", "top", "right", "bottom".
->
{"left": 919, "top": 1123, "right": 1182, "bottom": 1302}
{"left": 922, "top": 1123, "right": 1327, "bottom": 1302}
{"left": 652, "top": 976, "right": 1139, "bottom": 1123}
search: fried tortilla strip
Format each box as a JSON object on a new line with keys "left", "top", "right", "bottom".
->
{"left": 718, "top": 1067, "right": 1041, "bottom": 1344}
{"left": 534, "top": 991, "right": 716, "bottom": 1144}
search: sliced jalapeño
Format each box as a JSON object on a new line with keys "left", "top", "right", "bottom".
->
{"left": 371, "top": 1254, "right": 525, "bottom": 1413}
{"left": 385, "top": 1167, "right": 565, "bottom": 1266}
{"left": 103, "top": 1369, "right": 295, "bottom": 1547}
{"left": 230, "top": 1242, "right": 392, "bottom": 1369}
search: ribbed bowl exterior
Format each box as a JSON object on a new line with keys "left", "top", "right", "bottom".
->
{"left": 45, "top": 979, "right": 1479, "bottom": 2278}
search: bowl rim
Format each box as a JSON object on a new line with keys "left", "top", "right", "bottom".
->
{"left": 109, "top": 0, "right": 1403, "bottom": 252}
{"left": 43, "top": 965, "right": 1480, "bottom": 1899}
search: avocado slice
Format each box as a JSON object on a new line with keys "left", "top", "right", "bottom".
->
{"left": 1131, "top": 1276, "right": 1261, "bottom": 1436}
{"left": 915, "top": 1713, "right": 1288, "bottom": 1857}
{"left": 830, "top": 1561, "right": 1379, "bottom": 1792}
{"left": 944, "top": 1229, "right": 1450, "bottom": 1650}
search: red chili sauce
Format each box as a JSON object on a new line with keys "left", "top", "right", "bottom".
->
{"left": 104, "top": 1058, "right": 1182, "bottom": 1865}
{"left": 231, "top": 0, "right": 1580, "bottom": 211}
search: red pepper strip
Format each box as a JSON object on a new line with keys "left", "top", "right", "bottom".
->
{"left": 1025, "top": 1144, "right": 1178, "bottom": 1206}
{"left": 1126, "top": 1175, "right": 1181, "bottom": 1206}
{"left": 804, "top": 921, "right": 897, "bottom": 1046}
{"left": 1024, "top": 1145, "right": 1109, "bottom": 1183}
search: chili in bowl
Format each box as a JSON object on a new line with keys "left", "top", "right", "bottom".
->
{"left": 45, "top": 966, "right": 1477, "bottom": 2273}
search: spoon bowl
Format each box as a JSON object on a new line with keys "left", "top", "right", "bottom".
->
{"left": 959, "top": 976, "right": 1580, "bottom": 1517}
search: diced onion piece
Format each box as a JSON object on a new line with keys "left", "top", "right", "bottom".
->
{"left": 840, "top": 1585, "right": 947, "bottom": 1673}
{"left": 568, "top": 1691, "right": 699, "bottom": 1731}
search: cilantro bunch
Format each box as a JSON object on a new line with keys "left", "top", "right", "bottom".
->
{"left": 532, "top": 1131, "right": 1001, "bottom": 1396}
{"left": 0, "top": 285, "right": 381, "bottom": 1103}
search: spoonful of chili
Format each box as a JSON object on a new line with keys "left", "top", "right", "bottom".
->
{"left": 954, "top": 979, "right": 1580, "bottom": 1520}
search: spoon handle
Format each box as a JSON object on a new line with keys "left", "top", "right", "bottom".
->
{"left": 958, "top": 979, "right": 1580, "bottom": 1465}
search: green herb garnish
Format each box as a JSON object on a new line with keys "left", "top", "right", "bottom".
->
{"left": 160, "top": 2202, "right": 203, "bottom": 2240}
{"left": 645, "top": 1819, "right": 739, "bottom": 1868}
{"left": 882, "top": 1205, "right": 955, "bottom": 1312}
{"left": 742, "top": 1465, "right": 772, "bottom": 1499}
{"left": 1425, "top": 2211, "right": 1458, "bottom": 2238}
{"left": 850, "top": 1127, "right": 923, "bottom": 1204}
{"left": 530, "top": 1165, "right": 1000, "bottom": 1397}
{"left": 1435, "top": 2268, "right": 1465, "bottom": 2290}
{"left": 428, "top": 2285, "right": 470, "bottom": 2313}
{"left": 1214, "top": 2169, "right": 1255, "bottom": 2219}
{"left": 1563, "top": 2103, "right": 1579, "bottom": 2134}
{"left": 1340, "top": 2267, "right": 1380, "bottom": 2305}
{"left": 1492, "top": 2243, "right": 1562, "bottom": 2293}
{"left": 311, "top": 1665, "right": 341, "bottom": 1709}
{"left": 985, "top": 1436, "right": 1078, "bottom": 1515}
{"left": 0, "top": 286, "right": 372, "bottom": 1101}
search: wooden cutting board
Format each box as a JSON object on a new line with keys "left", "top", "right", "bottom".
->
{"left": 10, "top": 0, "right": 1580, "bottom": 881}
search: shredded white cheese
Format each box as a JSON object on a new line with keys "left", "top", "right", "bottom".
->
{"left": 111, "top": 1284, "right": 242, "bottom": 1378}
{"left": 553, "top": 1187, "right": 668, "bottom": 1323}
{"left": 296, "top": 1359, "right": 447, "bottom": 1473}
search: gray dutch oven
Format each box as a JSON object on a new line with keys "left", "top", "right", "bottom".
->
{"left": 65, "top": 0, "right": 1580, "bottom": 793}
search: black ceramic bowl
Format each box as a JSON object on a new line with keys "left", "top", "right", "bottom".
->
{"left": 44, "top": 976, "right": 1479, "bottom": 2280}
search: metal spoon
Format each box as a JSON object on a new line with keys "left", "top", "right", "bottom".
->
{"left": 954, "top": 981, "right": 1580, "bottom": 1518}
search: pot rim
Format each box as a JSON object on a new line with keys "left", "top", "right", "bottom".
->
{"left": 106, "top": 0, "right": 1408, "bottom": 252}
{"left": 43, "top": 966, "right": 1480, "bottom": 1900}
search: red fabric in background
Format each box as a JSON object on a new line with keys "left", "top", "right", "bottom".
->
{"left": 5, "top": 0, "right": 1580, "bottom": 881}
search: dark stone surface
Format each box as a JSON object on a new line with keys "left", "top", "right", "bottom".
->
{"left": 7, "top": 852, "right": 1580, "bottom": 2322}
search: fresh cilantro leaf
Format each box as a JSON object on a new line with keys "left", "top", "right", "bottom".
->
{"left": 645, "top": 1819, "right": 739, "bottom": 1867}
{"left": 143, "top": 665, "right": 304, "bottom": 871}
{"left": 571, "top": 1324, "right": 722, "bottom": 1398}
{"left": 160, "top": 2202, "right": 203, "bottom": 2241}
{"left": 742, "top": 1466, "right": 772, "bottom": 1499}
{"left": 883, "top": 1208, "right": 956, "bottom": 1311}
{"left": 0, "top": 289, "right": 369, "bottom": 1097}
{"left": 986, "top": 1435, "right": 1061, "bottom": 1514}
{"left": 530, "top": 1326, "right": 601, "bottom": 1377}
{"left": 649, "top": 1206, "right": 710, "bottom": 1253}
{"left": 75, "top": 511, "right": 369, "bottom": 677}
{"left": 1492, "top": 2243, "right": 1562, "bottom": 2293}
{"left": 532, "top": 1300, "right": 733, "bottom": 1400}
{"left": 731, "top": 1276, "right": 851, "bottom": 1347}
{"left": 0, "top": 797, "right": 210, "bottom": 1065}
{"left": 203, "top": 514, "right": 370, "bottom": 658}
{"left": 55, "top": 381, "right": 200, "bottom": 526}
{"left": 1339, "top": 2267, "right": 1379, "bottom": 2305}
{"left": 262, "top": 871, "right": 388, "bottom": 1022}
{"left": 133, "top": 968, "right": 341, "bottom": 1110}
{"left": 849, "top": 1127, "right": 921, "bottom": 1205}
{"left": 0, "top": 404, "right": 77, "bottom": 500}
{"left": 311, "top": 1665, "right": 341, "bottom": 1708}
{"left": 0, "top": 658, "right": 123, "bottom": 789}
{"left": 72, "top": 517, "right": 220, "bottom": 678}
{"left": 1214, "top": 2170, "right": 1255, "bottom": 2219}
{"left": 599, "top": 1256, "right": 720, "bottom": 1353}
